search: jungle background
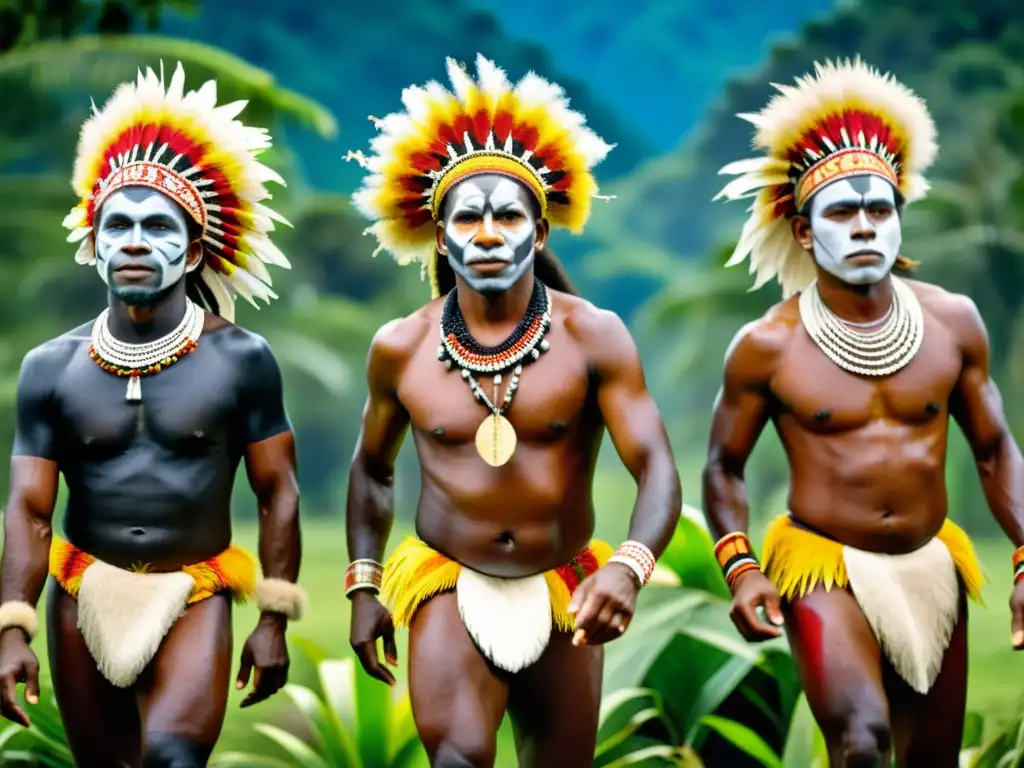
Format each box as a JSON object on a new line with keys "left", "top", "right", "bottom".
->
{"left": 2, "top": 0, "right": 1024, "bottom": 765}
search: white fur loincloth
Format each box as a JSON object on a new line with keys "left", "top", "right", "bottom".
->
{"left": 843, "top": 538, "right": 960, "bottom": 694}
{"left": 76, "top": 560, "right": 196, "bottom": 688}
{"left": 456, "top": 569, "right": 552, "bottom": 673}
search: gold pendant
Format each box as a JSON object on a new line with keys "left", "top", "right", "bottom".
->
{"left": 475, "top": 413, "right": 517, "bottom": 467}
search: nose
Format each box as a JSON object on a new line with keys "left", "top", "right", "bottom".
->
{"left": 850, "top": 209, "right": 875, "bottom": 241}
{"left": 472, "top": 216, "right": 504, "bottom": 249}
{"left": 120, "top": 223, "right": 152, "bottom": 255}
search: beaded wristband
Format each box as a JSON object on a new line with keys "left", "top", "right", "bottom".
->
{"left": 608, "top": 540, "right": 657, "bottom": 588}
{"left": 345, "top": 559, "right": 384, "bottom": 597}
{"left": 1013, "top": 546, "right": 1024, "bottom": 586}
{"left": 714, "top": 532, "right": 761, "bottom": 590}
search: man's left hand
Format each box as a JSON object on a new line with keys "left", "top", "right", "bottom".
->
{"left": 1010, "top": 581, "right": 1024, "bottom": 650}
{"left": 568, "top": 562, "right": 640, "bottom": 646}
{"left": 236, "top": 613, "right": 290, "bottom": 707}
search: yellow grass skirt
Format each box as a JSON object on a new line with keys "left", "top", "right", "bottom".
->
{"left": 49, "top": 536, "right": 258, "bottom": 605}
{"left": 381, "top": 537, "right": 613, "bottom": 631}
{"left": 761, "top": 515, "right": 984, "bottom": 603}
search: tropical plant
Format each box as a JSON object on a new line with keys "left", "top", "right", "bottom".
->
{"left": 212, "top": 637, "right": 427, "bottom": 768}
{"left": 0, "top": 681, "right": 74, "bottom": 767}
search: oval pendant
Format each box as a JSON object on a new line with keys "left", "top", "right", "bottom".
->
{"left": 475, "top": 413, "right": 517, "bottom": 467}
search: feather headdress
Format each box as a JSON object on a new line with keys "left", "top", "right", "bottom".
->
{"left": 715, "top": 57, "right": 937, "bottom": 298}
{"left": 348, "top": 53, "right": 613, "bottom": 298}
{"left": 63, "top": 62, "right": 291, "bottom": 323}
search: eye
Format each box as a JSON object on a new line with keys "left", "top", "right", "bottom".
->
{"left": 868, "top": 205, "right": 893, "bottom": 217}
{"left": 105, "top": 221, "right": 128, "bottom": 230}
{"left": 454, "top": 213, "right": 478, "bottom": 224}
{"left": 498, "top": 211, "right": 523, "bottom": 222}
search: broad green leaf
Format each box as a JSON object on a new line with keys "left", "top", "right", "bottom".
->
{"left": 964, "top": 711, "right": 986, "bottom": 750}
{"left": 250, "top": 724, "right": 330, "bottom": 768}
{"left": 596, "top": 688, "right": 672, "bottom": 758}
{"left": 781, "top": 694, "right": 827, "bottom": 768}
{"left": 279, "top": 683, "right": 352, "bottom": 767}
{"left": 683, "top": 655, "right": 758, "bottom": 743}
{"left": 700, "top": 715, "right": 782, "bottom": 768}
{"left": 351, "top": 651, "right": 392, "bottom": 766}
{"left": 657, "top": 506, "right": 730, "bottom": 598}
{"left": 601, "top": 743, "right": 696, "bottom": 768}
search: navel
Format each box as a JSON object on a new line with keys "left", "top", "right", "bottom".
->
{"left": 493, "top": 530, "right": 516, "bottom": 550}
{"left": 925, "top": 401, "right": 940, "bottom": 414}
{"left": 812, "top": 409, "right": 831, "bottom": 423}
{"left": 549, "top": 420, "right": 567, "bottom": 433}
{"left": 432, "top": 427, "right": 446, "bottom": 437}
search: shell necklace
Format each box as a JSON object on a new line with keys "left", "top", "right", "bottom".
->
{"left": 798, "top": 277, "right": 924, "bottom": 377}
{"left": 89, "top": 299, "right": 204, "bottom": 401}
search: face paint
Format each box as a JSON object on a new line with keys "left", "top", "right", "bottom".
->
{"left": 808, "top": 175, "right": 901, "bottom": 286}
{"left": 95, "top": 187, "right": 197, "bottom": 306}
{"left": 440, "top": 174, "right": 539, "bottom": 295}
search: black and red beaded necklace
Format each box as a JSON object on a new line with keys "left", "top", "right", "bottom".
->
{"left": 437, "top": 276, "right": 552, "bottom": 466}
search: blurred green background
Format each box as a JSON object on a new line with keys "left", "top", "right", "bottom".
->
{"left": 3, "top": 0, "right": 1024, "bottom": 765}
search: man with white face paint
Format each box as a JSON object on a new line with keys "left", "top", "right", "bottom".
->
{"left": 0, "top": 64, "right": 308, "bottom": 767}
{"left": 345, "top": 55, "right": 681, "bottom": 766}
{"left": 706, "top": 58, "right": 1024, "bottom": 766}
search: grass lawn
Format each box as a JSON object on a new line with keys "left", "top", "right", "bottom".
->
{"left": 12, "top": 509, "right": 1024, "bottom": 764}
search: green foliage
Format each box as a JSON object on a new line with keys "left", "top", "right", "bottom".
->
{"left": 0, "top": 682, "right": 74, "bottom": 767}
{"left": 212, "top": 638, "right": 427, "bottom": 768}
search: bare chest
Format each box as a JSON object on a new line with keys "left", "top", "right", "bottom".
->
{"left": 54, "top": 342, "right": 241, "bottom": 458}
{"left": 399, "top": 331, "right": 594, "bottom": 446}
{"left": 771, "top": 317, "right": 962, "bottom": 432}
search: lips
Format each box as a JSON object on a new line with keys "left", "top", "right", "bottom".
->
{"left": 845, "top": 250, "right": 883, "bottom": 260}
{"left": 114, "top": 264, "right": 156, "bottom": 273}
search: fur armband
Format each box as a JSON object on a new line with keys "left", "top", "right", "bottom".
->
{"left": 0, "top": 601, "right": 38, "bottom": 641}
{"left": 254, "top": 579, "right": 308, "bottom": 621}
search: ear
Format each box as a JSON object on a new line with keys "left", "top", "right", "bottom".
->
{"left": 185, "top": 240, "right": 204, "bottom": 273}
{"left": 435, "top": 222, "right": 447, "bottom": 256}
{"left": 790, "top": 215, "right": 813, "bottom": 250}
{"left": 534, "top": 217, "right": 549, "bottom": 251}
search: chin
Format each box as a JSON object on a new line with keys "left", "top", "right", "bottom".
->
{"left": 109, "top": 284, "right": 171, "bottom": 306}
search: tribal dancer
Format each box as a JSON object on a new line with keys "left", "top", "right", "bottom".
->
{"left": 344, "top": 55, "right": 681, "bottom": 766}
{"left": 704, "top": 57, "right": 1024, "bottom": 766}
{"left": 0, "top": 64, "right": 307, "bottom": 766}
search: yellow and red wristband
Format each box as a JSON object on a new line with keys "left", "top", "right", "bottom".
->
{"left": 1013, "top": 546, "right": 1024, "bottom": 586}
{"left": 714, "top": 532, "right": 761, "bottom": 590}
{"left": 345, "top": 558, "right": 383, "bottom": 598}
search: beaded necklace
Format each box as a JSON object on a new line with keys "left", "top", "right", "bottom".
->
{"left": 438, "top": 278, "right": 552, "bottom": 466}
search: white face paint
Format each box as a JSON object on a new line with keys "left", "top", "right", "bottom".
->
{"left": 95, "top": 187, "right": 198, "bottom": 306}
{"left": 440, "top": 174, "right": 539, "bottom": 295}
{"left": 808, "top": 175, "right": 902, "bottom": 286}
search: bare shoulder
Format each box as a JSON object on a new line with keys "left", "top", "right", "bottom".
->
{"left": 906, "top": 278, "right": 987, "bottom": 350}
{"left": 20, "top": 321, "right": 92, "bottom": 379}
{"left": 558, "top": 292, "right": 632, "bottom": 349}
{"left": 367, "top": 301, "right": 439, "bottom": 384}
{"left": 206, "top": 316, "right": 278, "bottom": 367}
{"left": 722, "top": 296, "right": 800, "bottom": 381}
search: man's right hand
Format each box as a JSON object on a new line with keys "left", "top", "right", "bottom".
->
{"left": 0, "top": 628, "right": 39, "bottom": 727}
{"left": 728, "top": 570, "right": 785, "bottom": 642}
{"left": 349, "top": 591, "right": 398, "bottom": 686}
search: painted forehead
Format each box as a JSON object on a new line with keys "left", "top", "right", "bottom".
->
{"left": 443, "top": 175, "right": 536, "bottom": 214}
{"left": 810, "top": 175, "right": 896, "bottom": 213}
{"left": 98, "top": 187, "right": 189, "bottom": 225}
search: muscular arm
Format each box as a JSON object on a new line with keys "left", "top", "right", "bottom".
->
{"left": 2, "top": 348, "right": 61, "bottom": 617}
{"left": 586, "top": 308, "right": 681, "bottom": 559}
{"left": 345, "top": 319, "right": 415, "bottom": 563}
{"left": 239, "top": 338, "right": 301, "bottom": 604}
{"left": 702, "top": 321, "right": 779, "bottom": 539}
{"left": 948, "top": 297, "right": 1024, "bottom": 547}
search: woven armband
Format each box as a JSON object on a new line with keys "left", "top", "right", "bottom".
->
{"left": 1013, "top": 546, "right": 1024, "bottom": 586}
{"left": 345, "top": 559, "right": 384, "bottom": 597}
{"left": 714, "top": 532, "right": 761, "bottom": 590}
{"left": 608, "top": 541, "right": 657, "bottom": 588}
{"left": 0, "top": 601, "right": 38, "bottom": 641}
{"left": 254, "top": 579, "right": 308, "bottom": 621}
